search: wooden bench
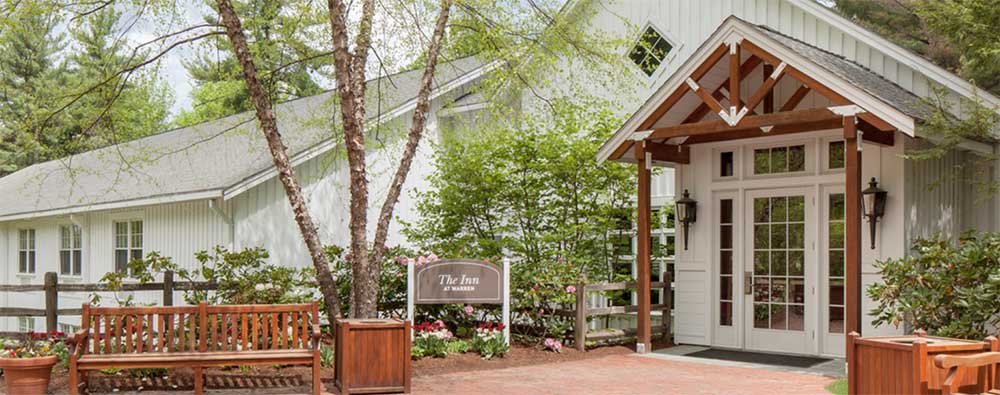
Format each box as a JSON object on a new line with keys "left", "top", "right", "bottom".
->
{"left": 935, "top": 351, "right": 1000, "bottom": 395}
{"left": 66, "top": 302, "right": 322, "bottom": 395}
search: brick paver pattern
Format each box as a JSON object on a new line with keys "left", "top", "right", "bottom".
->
{"left": 411, "top": 354, "right": 836, "bottom": 395}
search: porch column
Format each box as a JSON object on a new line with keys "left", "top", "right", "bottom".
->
{"left": 844, "top": 115, "right": 863, "bottom": 338}
{"left": 635, "top": 144, "right": 652, "bottom": 353}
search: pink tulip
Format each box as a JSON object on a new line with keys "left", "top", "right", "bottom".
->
{"left": 565, "top": 285, "right": 577, "bottom": 294}
{"left": 428, "top": 253, "right": 440, "bottom": 262}
{"left": 464, "top": 305, "right": 474, "bottom": 314}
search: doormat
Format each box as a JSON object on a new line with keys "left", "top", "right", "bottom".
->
{"left": 684, "top": 348, "right": 831, "bottom": 368}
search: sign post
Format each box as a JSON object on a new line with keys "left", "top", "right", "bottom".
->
{"left": 406, "top": 258, "right": 510, "bottom": 346}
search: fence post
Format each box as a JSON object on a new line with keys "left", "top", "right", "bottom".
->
{"left": 162, "top": 270, "right": 174, "bottom": 306}
{"left": 44, "top": 272, "right": 57, "bottom": 333}
{"left": 575, "top": 280, "right": 586, "bottom": 352}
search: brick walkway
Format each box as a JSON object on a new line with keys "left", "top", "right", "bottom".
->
{"left": 411, "top": 354, "right": 835, "bottom": 395}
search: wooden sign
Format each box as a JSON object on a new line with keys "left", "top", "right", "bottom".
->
{"left": 413, "top": 259, "right": 503, "bottom": 304}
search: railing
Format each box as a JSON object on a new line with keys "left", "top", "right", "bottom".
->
{"left": 561, "top": 276, "right": 672, "bottom": 351}
{"left": 0, "top": 271, "right": 216, "bottom": 333}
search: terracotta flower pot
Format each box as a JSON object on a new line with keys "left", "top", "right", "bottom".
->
{"left": 0, "top": 355, "right": 58, "bottom": 394}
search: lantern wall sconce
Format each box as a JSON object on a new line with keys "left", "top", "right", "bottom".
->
{"left": 862, "top": 177, "right": 888, "bottom": 249}
{"left": 675, "top": 189, "right": 698, "bottom": 250}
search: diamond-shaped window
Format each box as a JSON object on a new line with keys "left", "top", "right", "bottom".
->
{"left": 628, "top": 26, "right": 673, "bottom": 76}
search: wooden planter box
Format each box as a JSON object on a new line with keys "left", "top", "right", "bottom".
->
{"left": 335, "top": 318, "right": 411, "bottom": 394}
{"left": 848, "top": 332, "right": 998, "bottom": 394}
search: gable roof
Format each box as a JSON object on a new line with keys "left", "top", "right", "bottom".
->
{"left": 597, "top": 16, "right": 931, "bottom": 163}
{"left": 0, "top": 56, "right": 490, "bottom": 221}
{"left": 789, "top": 0, "right": 1000, "bottom": 110}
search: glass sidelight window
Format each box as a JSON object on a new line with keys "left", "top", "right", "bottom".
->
{"left": 828, "top": 193, "right": 846, "bottom": 333}
{"left": 719, "top": 199, "right": 734, "bottom": 326}
{"left": 752, "top": 196, "right": 806, "bottom": 331}
{"left": 753, "top": 145, "right": 806, "bottom": 175}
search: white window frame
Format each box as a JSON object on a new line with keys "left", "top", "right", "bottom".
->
{"left": 745, "top": 139, "right": 814, "bottom": 178}
{"left": 113, "top": 220, "right": 143, "bottom": 274}
{"left": 17, "top": 229, "right": 36, "bottom": 274}
{"left": 713, "top": 147, "right": 741, "bottom": 181}
{"left": 626, "top": 22, "right": 681, "bottom": 80}
{"left": 820, "top": 137, "right": 847, "bottom": 173}
{"left": 60, "top": 225, "right": 83, "bottom": 276}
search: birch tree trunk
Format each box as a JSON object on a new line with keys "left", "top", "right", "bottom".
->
{"left": 325, "top": 0, "right": 453, "bottom": 318}
{"left": 214, "top": 0, "right": 342, "bottom": 320}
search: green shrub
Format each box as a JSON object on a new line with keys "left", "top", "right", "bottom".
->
{"left": 868, "top": 232, "right": 1000, "bottom": 339}
{"left": 471, "top": 323, "right": 508, "bottom": 359}
{"left": 446, "top": 339, "right": 471, "bottom": 354}
{"left": 320, "top": 345, "right": 334, "bottom": 368}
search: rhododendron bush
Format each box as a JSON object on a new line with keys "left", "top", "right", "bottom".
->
{"left": 402, "top": 101, "right": 645, "bottom": 342}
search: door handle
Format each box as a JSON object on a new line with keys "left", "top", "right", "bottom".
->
{"left": 744, "top": 272, "right": 753, "bottom": 295}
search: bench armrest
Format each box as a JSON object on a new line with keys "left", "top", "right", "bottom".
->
{"left": 67, "top": 329, "right": 90, "bottom": 357}
{"left": 311, "top": 322, "right": 322, "bottom": 350}
{"left": 934, "top": 351, "right": 1000, "bottom": 369}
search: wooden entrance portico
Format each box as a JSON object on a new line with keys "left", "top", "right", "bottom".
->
{"left": 598, "top": 17, "right": 924, "bottom": 355}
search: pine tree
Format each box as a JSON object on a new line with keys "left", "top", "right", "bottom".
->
{"left": 0, "top": 5, "right": 68, "bottom": 174}
{"left": 175, "top": 0, "right": 327, "bottom": 127}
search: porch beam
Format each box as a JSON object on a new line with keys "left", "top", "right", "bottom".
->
{"left": 729, "top": 42, "right": 741, "bottom": 111}
{"left": 781, "top": 85, "right": 812, "bottom": 112}
{"left": 844, "top": 115, "right": 863, "bottom": 341}
{"left": 646, "top": 141, "right": 691, "bottom": 164}
{"left": 743, "top": 62, "right": 786, "bottom": 112}
{"left": 763, "top": 64, "right": 775, "bottom": 113}
{"left": 858, "top": 120, "right": 895, "bottom": 146}
{"left": 688, "top": 78, "right": 727, "bottom": 117}
{"left": 739, "top": 40, "right": 851, "bottom": 105}
{"left": 684, "top": 56, "right": 763, "bottom": 123}
{"left": 644, "top": 107, "right": 841, "bottom": 140}
{"left": 634, "top": 144, "right": 653, "bottom": 353}
{"left": 682, "top": 117, "right": 843, "bottom": 145}
{"left": 638, "top": 44, "right": 730, "bottom": 130}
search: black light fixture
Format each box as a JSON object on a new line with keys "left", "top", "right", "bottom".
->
{"left": 676, "top": 189, "right": 697, "bottom": 250}
{"left": 862, "top": 177, "right": 888, "bottom": 249}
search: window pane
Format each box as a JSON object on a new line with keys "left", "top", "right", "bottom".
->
{"left": 770, "top": 303, "right": 787, "bottom": 330}
{"left": 61, "top": 226, "right": 71, "bottom": 249}
{"left": 754, "top": 198, "right": 770, "bottom": 222}
{"left": 28, "top": 252, "right": 35, "bottom": 272}
{"left": 771, "top": 197, "right": 787, "bottom": 222}
{"left": 790, "top": 279, "right": 806, "bottom": 304}
{"left": 651, "top": 36, "right": 673, "bottom": 60}
{"left": 754, "top": 225, "right": 769, "bottom": 249}
{"left": 771, "top": 251, "right": 787, "bottom": 276}
{"left": 720, "top": 225, "right": 732, "bottom": 249}
{"left": 788, "top": 145, "right": 805, "bottom": 171}
{"left": 19, "top": 252, "right": 26, "bottom": 273}
{"left": 754, "top": 149, "right": 770, "bottom": 174}
{"left": 720, "top": 199, "right": 733, "bottom": 224}
{"left": 720, "top": 152, "right": 734, "bottom": 177}
{"left": 61, "top": 251, "right": 70, "bottom": 275}
{"left": 829, "top": 222, "right": 845, "bottom": 248}
{"left": 753, "top": 278, "right": 769, "bottom": 302}
{"left": 115, "top": 251, "right": 128, "bottom": 273}
{"left": 720, "top": 276, "right": 732, "bottom": 300}
{"left": 771, "top": 278, "right": 787, "bottom": 303}
{"left": 829, "top": 141, "right": 845, "bottom": 169}
{"left": 131, "top": 249, "right": 143, "bottom": 262}
{"left": 829, "top": 251, "right": 845, "bottom": 277}
{"left": 754, "top": 304, "right": 769, "bottom": 328}
{"left": 754, "top": 251, "right": 769, "bottom": 274}
{"left": 721, "top": 251, "right": 733, "bottom": 275}
{"left": 720, "top": 301, "right": 733, "bottom": 326}
{"left": 788, "top": 224, "right": 805, "bottom": 249}
{"left": 788, "top": 251, "right": 804, "bottom": 276}
{"left": 788, "top": 196, "right": 805, "bottom": 222}
{"left": 771, "top": 147, "right": 787, "bottom": 172}
{"left": 830, "top": 194, "right": 845, "bottom": 220}
{"left": 770, "top": 224, "right": 787, "bottom": 249}
{"left": 73, "top": 250, "right": 82, "bottom": 275}
{"left": 830, "top": 279, "right": 845, "bottom": 305}
{"left": 829, "top": 307, "right": 845, "bottom": 333}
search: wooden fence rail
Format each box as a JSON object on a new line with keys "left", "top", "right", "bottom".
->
{"left": 0, "top": 271, "right": 216, "bottom": 333}
{"left": 562, "top": 275, "right": 672, "bottom": 351}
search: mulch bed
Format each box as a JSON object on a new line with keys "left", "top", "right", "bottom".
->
{"left": 0, "top": 341, "right": 662, "bottom": 394}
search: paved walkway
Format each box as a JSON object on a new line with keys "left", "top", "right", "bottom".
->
{"left": 411, "top": 353, "right": 836, "bottom": 395}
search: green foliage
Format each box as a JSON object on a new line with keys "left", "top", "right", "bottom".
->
{"left": 835, "top": 1, "right": 958, "bottom": 73}
{"left": 471, "top": 325, "right": 508, "bottom": 360}
{"left": 320, "top": 345, "right": 334, "bottom": 368}
{"left": 326, "top": 245, "right": 410, "bottom": 318}
{"left": 445, "top": 339, "right": 472, "bottom": 354}
{"left": 188, "top": 246, "right": 317, "bottom": 305}
{"left": 0, "top": 3, "right": 170, "bottom": 174}
{"left": 913, "top": 0, "right": 1000, "bottom": 94}
{"left": 867, "top": 232, "right": 1000, "bottom": 339}
{"left": 175, "top": 0, "right": 327, "bottom": 127}
{"left": 826, "top": 378, "right": 848, "bottom": 395}
{"left": 94, "top": 252, "right": 185, "bottom": 307}
{"left": 403, "top": 99, "right": 634, "bottom": 340}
